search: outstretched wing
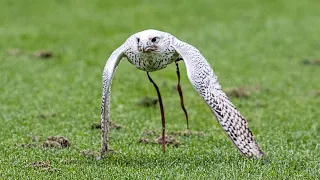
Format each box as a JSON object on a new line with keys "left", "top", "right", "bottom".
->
{"left": 100, "top": 44, "right": 126, "bottom": 155}
{"left": 171, "top": 37, "right": 264, "bottom": 158}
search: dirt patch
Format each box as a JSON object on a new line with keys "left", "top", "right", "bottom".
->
{"left": 254, "top": 101, "right": 267, "bottom": 108}
{"left": 28, "top": 135, "right": 41, "bottom": 142}
{"left": 109, "top": 121, "right": 122, "bottom": 129}
{"left": 7, "top": 48, "right": 22, "bottom": 56}
{"left": 47, "top": 136, "right": 70, "bottom": 147}
{"left": 301, "top": 59, "right": 320, "bottom": 65}
{"left": 21, "top": 135, "right": 41, "bottom": 148}
{"left": 139, "top": 129, "right": 181, "bottom": 147}
{"left": 81, "top": 149, "right": 100, "bottom": 157}
{"left": 168, "top": 130, "right": 205, "bottom": 137}
{"left": 43, "top": 140, "right": 61, "bottom": 148}
{"left": 90, "top": 123, "right": 101, "bottom": 129}
{"left": 90, "top": 121, "right": 122, "bottom": 130}
{"left": 312, "top": 91, "right": 320, "bottom": 97}
{"left": 138, "top": 129, "right": 206, "bottom": 147}
{"left": 139, "top": 136, "right": 180, "bottom": 147}
{"left": 142, "top": 130, "right": 156, "bottom": 136}
{"left": 7, "top": 48, "right": 54, "bottom": 59}
{"left": 225, "top": 86, "right": 261, "bottom": 98}
{"left": 29, "top": 161, "right": 59, "bottom": 172}
{"left": 60, "top": 158, "right": 77, "bottom": 165}
{"left": 38, "top": 112, "right": 56, "bottom": 119}
{"left": 137, "top": 97, "right": 158, "bottom": 107}
{"left": 43, "top": 136, "right": 70, "bottom": 148}
{"left": 32, "top": 50, "right": 53, "bottom": 59}
{"left": 156, "top": 135, "right": 180, "bottom": 147}
{"left": 30, "top": 161, "right": 50, "bottom": 168}
{"left": 139, "top": 129, "right": 206, "bottom": 147}
{"left": 225, "top": 88, "right": 249, "bottom": 98}
{"left": 138, "top": 138, "right": 152, "bottom": 144}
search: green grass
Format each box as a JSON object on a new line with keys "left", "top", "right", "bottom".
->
{"left": 1, "top": 0, "right": 319, "bottom": 179}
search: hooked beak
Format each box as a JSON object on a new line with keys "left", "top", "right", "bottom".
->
{"left": 138, "top": 46, "right": 156, "bottom": 53}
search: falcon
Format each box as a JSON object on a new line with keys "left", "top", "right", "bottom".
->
{"left": 100, "top": 29, "right": 264, "bottom": 158}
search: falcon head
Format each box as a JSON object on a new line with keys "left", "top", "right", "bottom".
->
{"left": 135, "top": 29, "right": 169, "bottom": 53}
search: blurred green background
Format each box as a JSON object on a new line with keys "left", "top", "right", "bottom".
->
{"left": 0, "top": 0, "right": 319, "bottom": 179}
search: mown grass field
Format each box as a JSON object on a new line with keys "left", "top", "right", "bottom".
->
{"left": 0, "top": 0, "right": 319, "bottom": 179}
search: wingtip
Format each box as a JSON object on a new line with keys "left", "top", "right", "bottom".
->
{"left": 245, "top": 147, "right": 265, "bottom": 159}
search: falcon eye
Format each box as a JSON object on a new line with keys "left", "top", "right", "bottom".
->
{"left": 151, "top": 37, "right": 159, "bottom": 43}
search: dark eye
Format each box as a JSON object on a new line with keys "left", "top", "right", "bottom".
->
{"left": 151, "top": 37, "right": 159, "bottom": 43}
{"left": 136, "top": 37, "right": 140, "bottom": 43}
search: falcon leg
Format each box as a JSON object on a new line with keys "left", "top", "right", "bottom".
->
{"left": 100, "top": 115, "right": 109, "bottom": 156}
{"left": 147, "top": 72, "right": 166, "bottom": 153}
{"left": 100, "top": 86, "right": 110, "bottom": 157}
{"left": 175, "top": 60, "right": 189, "bottom": 130}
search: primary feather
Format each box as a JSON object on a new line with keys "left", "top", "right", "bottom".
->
{"left": 100, "top": 29, "right": 264, "bottom": 158}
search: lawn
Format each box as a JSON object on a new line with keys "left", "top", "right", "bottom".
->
{"left": 0, "top": 0, "right": 319, "bottom": 179}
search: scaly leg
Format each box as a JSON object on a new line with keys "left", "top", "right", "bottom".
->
{"left": 175, "top": 60, "right": 189, "bottom": 130}
{"left": 147, "top": 72, "right": 166, "bottom": 153}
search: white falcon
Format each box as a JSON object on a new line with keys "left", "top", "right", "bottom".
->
{"left": 100, "top": 29, "right": 264, "bottom": 158}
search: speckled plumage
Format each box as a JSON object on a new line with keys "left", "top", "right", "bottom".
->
{"left": 100, "top": 29, "right": 264, "bottom": 158}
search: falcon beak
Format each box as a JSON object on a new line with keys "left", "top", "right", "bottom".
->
{"left": 138, "top": 45, "right": 156, "bottom": 53}
{"left": 144, "top": 46, "right": 153, "bottom": 52}
{"left": 143, "top": 46, "right": 157, "bottom": 53}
